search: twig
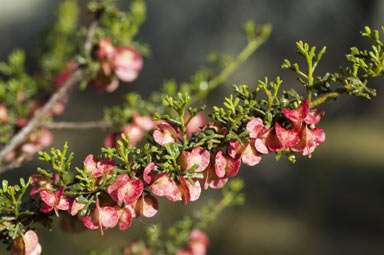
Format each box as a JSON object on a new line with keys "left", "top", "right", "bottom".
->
{"left": 310, "top": 92, "right": 341, "bottom": 108}
{"left": 42, "top": 121, "right": 111, "bottom": 129}
{"left": 0, "top": 18, "right": 100, "bottom": 164}
{"left": 0, "top": 154, "right": 28, "bottom": 173}
{"left": 191, "top": 24, "right": 272, "bottom": 105}
{"left": 84, "top": 20, "right": 98, "bottom": 52}
{"left": 0, "top": 70, "right": 84, "bottom": 164}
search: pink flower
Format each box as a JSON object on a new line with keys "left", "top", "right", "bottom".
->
{"left": 11, "top": 230, "right": 42, "bottom": 255}
{"left": 0, "top": 104, "right": 8, "bottom": 122}
{"left": 186, "top": 112, "right": 206, "bottom": 136}
{"left": 83, "top": 199, "right": 118, "bottom": 235}
{"left": 107, "top": 174, "right": 144, "bottom": 206}
{"left": 114, "top": 46, "right": 143, "bottom": 82}
{"left": 93, "top": 38, "right": 143, "bottom": 91}
{"left": 50, "top": 99, "right": 67, "bottom": 116}
{"left": 39, "top": 187, "right": 70, "bottom": 216}
{"left": 246, "top": 118, "right": 269, "bottom": 154}
{"left": 178, "top": 147, "right": 210, "bottom": 173}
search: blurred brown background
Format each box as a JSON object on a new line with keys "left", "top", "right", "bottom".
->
{"left": 1, "top": 0, "right": 384, "bottom": 254}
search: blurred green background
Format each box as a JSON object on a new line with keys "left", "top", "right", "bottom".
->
{"left": 1, "top": 0, "right": 384, "bottom": 254}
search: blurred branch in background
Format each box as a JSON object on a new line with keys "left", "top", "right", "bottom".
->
{"left": 0, "top": 16, "right": 100, "bottom": 167}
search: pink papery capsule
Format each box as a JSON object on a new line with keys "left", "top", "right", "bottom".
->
{"left": 89, "top": 72, "right": 120, "bottom": 92}
{"left": 83, "top": 154, "right": 116, "bottom": 181}
{"left": 151, "top": 174, "right": 201, "bottom": 205}
{"left": 116, "top": 207, "right": 133, "bottom": 230}
{"left": 275, "top": 122, "right": 301, "bottom": 148}
{"left": 214, "top": 151, "right": 241, "bottom": 178}
{"left": 246, "top": 117, "right": 265, "bottom": 138}
{"left": 107, "top": 174, "right": 144, "bottom": 206}
{"left": 143, "top": 162, "right": 157, "bottom": 185}
{"left": 130, "top": 193, "right": 159, "bottom": 218}
{"left": 83, "top": 199, "right": 118, "bottom": 235}
{"left": 11, "top": 230, "right": 42, "bottom": 255}
{"left": 133, "top": 113, "right": 155, "bottom": 131}
{"left": 39, "top": 187, "right": 70, "bottom": 217}
{"left": 68, "top": 197, "right": 86, "bottom": 216}
{"left": 291, "top": 125, "right": 326, "bottom": 158}
{"left": 53, "top": 60, "right": 79, "bottom": 89}
{"left": 0, "top": 104, "right": 8, "bottom": 122}
{"left": 227, "top": 139, "right": 263, "bottom": 166}
{"left": 177, "top": 176, "right": 201, "bottom": 205}
{"left": 121, "top": 124, "right": 144, "bottom": 147}
{"left": 150, "top": 173, "right": 181, "bottom": 202}
{"left": 177, "top": 229, "right": 209, "bottom": 255}
{"left": 153, "top": 121, "right": 181, "bottom": 146}
{"left": 186, "top": 112, "right": 206, "bottom": 136}
{"left": 282, "top": 99, "right": 324, "bottom": 128}
{"left": 178, "top": 147, "right": 210, "bottom": 173}
{"left": 30, "top": 174, "right": 55, "bottom": 200}
{"left": 114, "top": 46, "right": 143, "bottom": 83}
{"left": 202, "top": 162, "right": 228, "bottom": 190}
{"left": 97, "top": 38, "right": 116, "bottom": 60}
{"left": 21, "top": 128, "right": 53, "bottom": 156}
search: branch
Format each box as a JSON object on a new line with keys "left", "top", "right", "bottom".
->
{"left": 310, "top": 92, "right": 341, "bottom": 108}
{"left": 0, "top": 154, "right": 28, "bottom": 174}
{"left": 0, "top": 70, "right": 84, "bottom": 164}
{"left": 42, "top": 121, "right": 111, "bottom": 129}
{"left": 84, "top": 20, "right": 99, "bottom": 52}
{"left": 191, "top": 24, "right": 272, "bottom": 104}
{"left": 0, "top": 19, "right": 100, "bottom": 165}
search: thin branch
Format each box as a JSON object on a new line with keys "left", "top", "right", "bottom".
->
{"left": 84, "top": 20, "right": 99, "bottom": 52}
{"left": 0, "top": 70, "right": 84, "bottom": 164}
{"left": 310, "top": 92, "right": 341, "bottom": 108}
{"left": 0, "top": 18, "right": 100, "bottom": 165}
{"left": 0, "top": 154, "right": 28, "bottom": 173}
{"left": 42, "top": 121, "right": 111, "bottom": 129}
{"left": 191, "top": 24, "right": 272, "bottom": 104}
